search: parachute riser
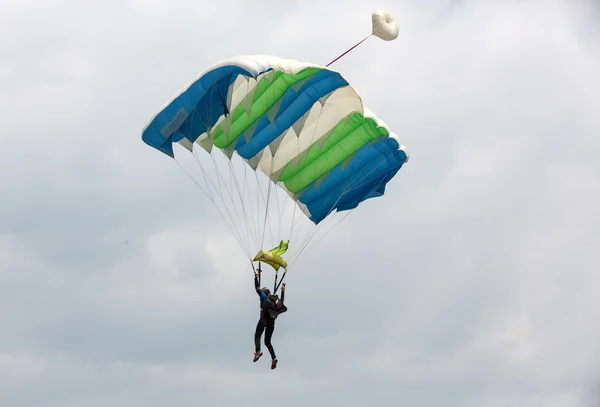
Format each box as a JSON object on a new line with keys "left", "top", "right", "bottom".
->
{"left": 252, "top": 257, "right": 286, "bottom": 295}
{"left": 251, "top": 260, "right": 262, "bottom": 286}
{"left": 274, "top": 269, "right": 287, "bottom": 294}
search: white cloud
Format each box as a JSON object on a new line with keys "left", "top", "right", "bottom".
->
{"left": 1, "top": 0, "right": 599, "bottom": 406}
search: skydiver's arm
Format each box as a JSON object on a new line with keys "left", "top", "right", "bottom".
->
{"left": 280, "top": 283, "right": 285, "bottom": 303}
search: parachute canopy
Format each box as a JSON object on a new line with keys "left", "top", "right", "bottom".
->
{"left": 142, "top": 55, "right": 409, "bottom": 228}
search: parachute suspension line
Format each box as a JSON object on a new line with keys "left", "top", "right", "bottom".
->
{"left": 325, "top": 34, "right": 373, "bottom": 67}
{"left": 286, "top": 204, "right": 315, "bottom": 263}
{"left": 227, "top": 158, "right": 248, "bottom": 253}
{"left": 181, "top": 111, "right": 218, "bottom": 207}
{"left": 211, "top": 153, "right": 252, "bottom": 257}
{"left": 179, "top": 104, "right": 250, "bottom": 256}
{"left": 241, "top": 161, "right": 257, "bottom": 255}
{"left": 258, "top": 170, "right": 272, "bottom": 250}
{"left": 287, "top": 210, "right": 337, "bottom": 266}
{"left": 207, "top": 152, "right": 233, "bottom": 221}
{"left": 205, "top": 149, "right": 251, "bottom": 256}
{"left": 289, "top": 201, "right": 299, "bottom": 248}
{"left": 274, "top": 173, "right": 283, "bottom": 245}
{"left": 188, "top": 147, "right": 216, "bottom": 204}
{"left": 297, "top": 163, "right": 405, "bottom": 262}
{"left": 286, "top": 138, "right": 301, "bottom": 254}
{"left": 291, "top": 153, "right": 405, "bottom": 265}
{"left": 345, "top": 161, "right": 404, "bottom": 195}
{"left": 194, "top": 149, "right": 250, "bottom": 257}
{"left": 244, "top": 165, "right": 259, "bottom": 251}
{"left": 269, "top": 153, "right": 282, "bottom": 250}
{"left": 191, "top": 148, "right": 219, "bottom": 204}
{"left": 259, "top": 153, "right": 278, "bottom": 251}
{"left": 253, "top": 169, "right": 267, "bottom": 254}
{"left": 287, "top": 201, "right": 318, "bottom": 261}
{"left": 268, "top": 140, "right": 287, "bottom": 251}
{"left": 294, "top": 163, "right": 408, "bottom": 261}
{"left": 254, "top": 171, "right": 266, "bottom": 239}
{"left": 175, "top": 156, "right": 213, "bottom": 205}
{"left": 292, "top": 209, "right": 355, "bottom": 265}
{"left": 288, "top": 206, "right": 346, "bottom": 266}
{"left": 228, "top": 157, "right": 253, "bottom": 256}
{"left": 189, "top": 148, "right": 246, "bottom": 251}
{"left": 235, "top": 160, "right": 253, "bottom": 251}
{"left": 206, "top": 90, "right": 253, "bottom": 257}
{"left": 258, "top": 78, "right": 276, "bottom": 250}
{"left": 301, "top": 118, "right": 358, "bottom": 238}
{"left": 289, "top": 208, "right": 307, "bottom": 245}
{"left": 280, "top": 186, "right": 291, "bottom": 241}
{"left": 285, "top": 91, "right": 330, "bottom": 263}
{"left": 254, "top": 171, "right": 263, "bottom": 250}
{"left": 243, "top": 161, "right": 260, "bottom": 255}
{"left": 237, "top": 77, "right": 262, "bottom": 255}
{"left": 188, "top": 91, "right": 250, "bottom": 256}
{"left": 174, "top": 157, "right": 247, "bottom": 254}
{"left": 287, "top": 126, "right": 365, "bottom": 265}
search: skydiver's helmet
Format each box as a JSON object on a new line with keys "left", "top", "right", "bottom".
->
{"left": 261, "top": 287, "right": 271, "bottom": 295}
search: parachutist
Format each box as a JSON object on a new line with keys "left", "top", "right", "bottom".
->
{"left": 253, "top": 269, "right": 287, "bottom": 369}
{"left": 140, "top": 12, "right": 409, "bottom": 362}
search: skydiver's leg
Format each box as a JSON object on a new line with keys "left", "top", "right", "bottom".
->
{"left": 253, "top": 319, "right": 265, "bottom": 362}
{"left": 264, "top": 319, "right": 276, "bottom": 363}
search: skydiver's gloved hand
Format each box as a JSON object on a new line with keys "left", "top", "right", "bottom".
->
{"left": 281, "top": 283, "right": 286, "bottom": 291}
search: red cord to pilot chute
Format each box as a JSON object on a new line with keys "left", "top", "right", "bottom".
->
{"left": 325, "top": 34, "right": 372, "bottom": 67}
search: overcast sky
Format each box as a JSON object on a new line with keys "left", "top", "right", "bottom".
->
{"left": 1, "top": 0, "right": 600, "bottom": 406}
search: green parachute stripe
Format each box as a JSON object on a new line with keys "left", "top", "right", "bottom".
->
{"left": 279, "top": 112, "right": 389, "bottom": 193}
{"left": 212, "top": 67, "right": 322, "bottom": 148}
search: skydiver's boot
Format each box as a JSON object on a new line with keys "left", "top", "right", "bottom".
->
{"left": 253, "top": 351, "right": 263, "bottom": 362}
{"left": 271, "top": 358, "right": 278, "bottom": 369}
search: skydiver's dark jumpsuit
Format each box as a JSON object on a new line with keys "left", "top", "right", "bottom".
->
{"left": 254, "top": 275, "right": 285, "bottom": 360}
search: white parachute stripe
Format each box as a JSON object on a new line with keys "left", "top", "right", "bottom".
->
{"left": 257, "top": 85, "right": 364, "bottom": 178}
{"left": 144, "top": 54, "right": 321, "bottom": 145}
{"left": 231, "top": 85, "right": 365, "bottom": 182}
{"left": 229, "top": 75, "right": 258, "bottom": 112}
{"left": 184, "top": 55, "right": 400, "bottom": 167}
{"left": 191, "top": 57, "right": 317, "bottom": 155}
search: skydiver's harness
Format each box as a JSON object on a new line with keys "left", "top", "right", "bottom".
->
{"left": 254, "top": 262, "right": 288, "bottom": 320}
